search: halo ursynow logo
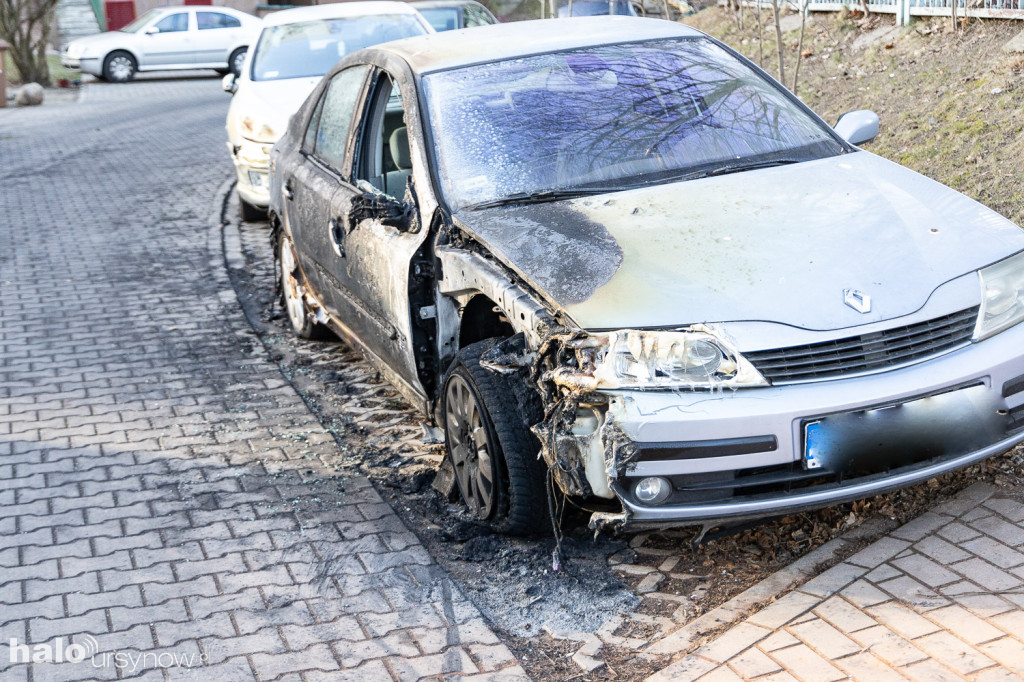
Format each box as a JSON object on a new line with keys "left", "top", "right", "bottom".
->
{"left": 8, "top": 634, "right": 98, "bottom": 664}
{"left": 8, "top": 634, "right": 206, "bottom": 670}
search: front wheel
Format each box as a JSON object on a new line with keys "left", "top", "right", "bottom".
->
{"left": 102, "top": 51, "right": 136, "bottom": 82}
{"left": 229, "top": 47, "right": 247, "bottom": 77}
{"left": 443, "top": 339, "right": 548, "bottom": 535}
{"left": 277, "top": 233, "right": 332, "bottom": 340}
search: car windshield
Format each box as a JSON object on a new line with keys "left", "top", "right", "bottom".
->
{"left": 422, "top": 37, "right": 846, "bottom": 211}
{"left": 418, "top": 7, "right": 460, "bottom": 31}
{"left": 558, "top": 0, "right": 634, "bottom": 16}
{"left": 250, "top": 15, "right": 427, "bottom": 81}
{"left": 120, "top": 9, "right": 163, "bottom": 33}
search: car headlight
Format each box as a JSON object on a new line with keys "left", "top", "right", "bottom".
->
{"left": 974, "top": 251, "right": 1024, "bottom": 341}
{"left": 588, "top": 327, "right": 769, "bottom": 390}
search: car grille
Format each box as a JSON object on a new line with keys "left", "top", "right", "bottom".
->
{"left": 746, "top": 306, "right": 979, "bottom": 383}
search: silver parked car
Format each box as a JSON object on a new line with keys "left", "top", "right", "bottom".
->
{"left": 269, "top": 17, "right": 1024, "bottom": 535}
{"left": 61, "top": 7, "right": 260, "bottom": 82}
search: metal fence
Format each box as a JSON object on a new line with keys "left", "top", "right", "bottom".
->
{"left": 741, "top": 0, "right": 1024, "bottom": 23}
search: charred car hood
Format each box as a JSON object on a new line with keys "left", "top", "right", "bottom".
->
{"left": 452, "top": 151, "right": 1024, "bottom": 332}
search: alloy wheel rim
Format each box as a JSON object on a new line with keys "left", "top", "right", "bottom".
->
{"left": 232, "top": 51, "right": 245, "bottom": 74}
{"left": 109, "top": 56, "right": 133, "bottom": 81}
{"left": 445, "top": 374, "right": 496, "bottom": 519}
{"left": 279, "top": 240, "right": 306, "bottom": 333}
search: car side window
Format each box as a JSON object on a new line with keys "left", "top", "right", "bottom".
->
{"left": 463, "top": 5, "right": 492, "bottom": 27}
{"left": 303, "top": 92, "right": 327, "bottom": 155}
{"left": 354, "top": 72, "right": 412, "bottom": 199}
{"left": 153, "top": 12, "right": 188, "bottom": 33}
{"left": 312, "top": 66, "right": 370, "bottom": 174}
{"left": 197, "top": 12, "right": 241, "bottom": 30}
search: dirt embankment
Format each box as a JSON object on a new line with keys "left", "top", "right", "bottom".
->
{"left": 684, "top": 8, "right": 1024, "bottom": 225}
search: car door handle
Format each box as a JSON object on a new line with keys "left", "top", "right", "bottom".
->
{"left": 283, "top": 181, "right": 294, "bottom": 201}
{"left": 329, "top": 217, "right": 345, "bottom": 258}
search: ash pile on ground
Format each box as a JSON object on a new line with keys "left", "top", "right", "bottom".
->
{"left": 227, "top": 217, "right": 638, "bottom": 642}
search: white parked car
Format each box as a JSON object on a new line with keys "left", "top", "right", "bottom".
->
{"left": 61, "top": 7, "right": 260, "bottom": 82}
{"left": 223, "top": 1, "right": 432, "bottom": 221}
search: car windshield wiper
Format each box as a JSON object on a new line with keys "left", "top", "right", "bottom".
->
{"left": 660, "top": 158, "right": 805, "bottom": 184}
{"left": 466, "top": 187, "right": 631, "bottom": 210}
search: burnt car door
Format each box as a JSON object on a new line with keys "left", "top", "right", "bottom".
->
{"left": 281, "top": 65, "right": 371, "bottom": 302}
{"left": 322, "top": 68, "right": 430, "bottom": 393}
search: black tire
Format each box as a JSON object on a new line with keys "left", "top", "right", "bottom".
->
{"left": 239, "top": 193, "right": 266, "bottom": 223}
{"left": 277, "top": 233, "right": 333, "bottom": 341}
{"left": 229, "top": 47, "right": 247, "bottom": 77}
{"left": 102, "top": 50, "right": 136, "bottom": 82}
{"left": 442, "top": 338, "right": 548, "bottom": 536}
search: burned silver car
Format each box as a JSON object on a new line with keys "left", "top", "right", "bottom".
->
{"left": 269, "top": 17, "right": 1024, "bottom": 534}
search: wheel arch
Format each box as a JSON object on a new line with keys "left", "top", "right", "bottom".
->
{"left": 458, "top": 294, "right": 515, "bottom": 350}
{"left": 103, "top": 47, "right": 139, "bottom": 67}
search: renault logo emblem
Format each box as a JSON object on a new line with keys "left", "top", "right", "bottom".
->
{"left": 843, "top": 289, "right": 871, "bottom": 314}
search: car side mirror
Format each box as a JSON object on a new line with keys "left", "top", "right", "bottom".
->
{"left": 144, "top": 26, "right": 159, "bottom": 35}
{"left": 222, "top": 73, "right": 237, "bottom": 94}
{"left": 834, "top": 110, "right": 879, "bottom": 146}
{"left": 351, "top": 180, "right": 418, "bottom": 233}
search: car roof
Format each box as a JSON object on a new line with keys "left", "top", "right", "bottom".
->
{"left": 374, "top": 16, "right": 703, "bottom": 74}
{"left": 151, "top": 5, "right": 249, "bottom": 15}
{"left": 410, "top": 0, "right": 485, "bottom": 8}
{"left": 262, "top": 1, "right": 422, "bottom": 26}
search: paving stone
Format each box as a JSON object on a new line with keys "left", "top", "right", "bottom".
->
{"left": 788, "top": 617, "right": 861, "bottom": 658}
{"left": 187, "top": 588, "right": 266, "bottom": 620}
{"left": 758, "top": 630, "right": 801, "bottom": 653}
{"left": 848, "top": 624, "right": 928, "bottom": 667}
{"left": 767, "top": 643, "right": 845, "bottom": 682}
{"left": 67, "top": 584, "right": 143, "bottom": 616}
{"left": 970, "top": 516, "right": 1024, "bottom": 548}
{"left": 901, "top": 658, "right": 975, "bottom": 682}
{"left": 813, "top": 595, "right": 881, "bottom": 634}
{"left": 831, "top": 651, "right": 906, "bottom": 681}
{"left": 876, "top": 575, "right": 950, "bottom": 609}
{"left": 840, "top": 579, "right": 892, "bottom": 608}
{"left": 962, "top": 536, "right": 1024, "bottom": 569}
{"left": 925, "top": 605, "right": 1006, "bottom": 645}
{"left": 747, "top": 591, "right": 822, "bottom": 630}
{"left": 949, "top": 558, "right": 1022, "bottom": 591}
{"left": 891, "top": 553, "right": 962, "bottom": 587}
{"left": 725, "top": 645, "right": 782, "bottom": 678}
{"left": 387, "top": 647, "right": 480, "bottom": 679}
{"left": 202, "top": 629, "right": 287, "bottom": 665}
{"left": 892, "top": 513, "right": 952, "bottom": 542}
{"left": 335, "top": 631, "right": 419, "bottom": 667}
{"left": 913, "top": 631, "right": 997, "bottom": 675}
{"left": 979, "top": 637, "right": 1024, "bottom": 674}
{"left": 304, "top": 660, "right": 392, "bottom": 682}
{"left": 694, "top": 622, "right": 771, "bottom": 663}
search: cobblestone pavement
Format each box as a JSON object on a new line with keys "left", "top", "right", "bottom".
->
{"left": 648, "top": 482, "right": 1024, "bottom": 681}
{"left": 0, "top": 78, "right": 525, "bottom": 680}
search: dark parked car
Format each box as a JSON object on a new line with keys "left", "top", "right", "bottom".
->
{"left": 410, "top": 0, "right": 498, "bottom": 31}
{"left": 269, "top": 17, "right": 1024, "bottom": 535}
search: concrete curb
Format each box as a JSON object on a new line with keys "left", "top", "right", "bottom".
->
{"left": 644, "top": 516, "right": 896, "bottom": 659}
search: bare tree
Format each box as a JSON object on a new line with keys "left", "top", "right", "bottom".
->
{"left": 756, "top": 0, "right": 764, "bottom": 66}
{"left": 770, "top": 0, "right": 785, "bottom": 84}
{"left": 0, "top": 0, "right": 59, "bottom": 85}
{"left": 793, "top": 0, "right": 807, "bottom": 92}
